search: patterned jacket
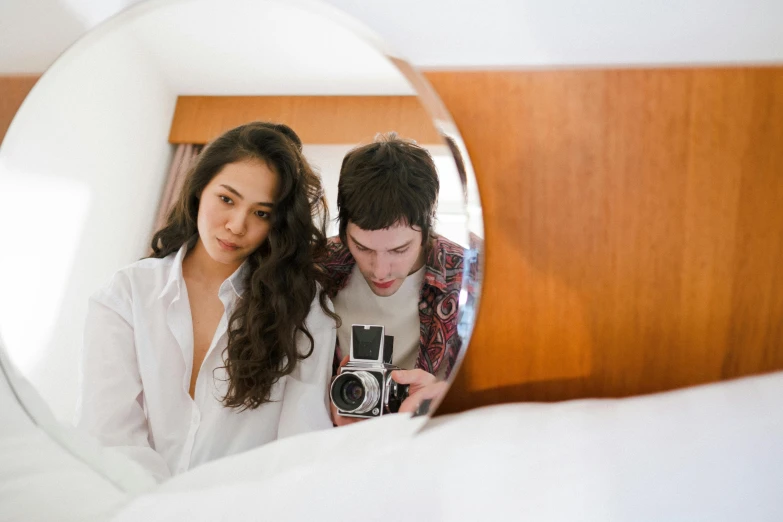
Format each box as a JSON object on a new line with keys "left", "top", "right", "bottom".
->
{"left": 317, "top": 235, "right": 465, "bottom": 378}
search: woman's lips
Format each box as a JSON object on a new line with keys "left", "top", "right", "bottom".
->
{"left": 217, "top": 238, "right": 239, "bottom": 251}
{"left": 372, "top": 280, "right": 395, "bottom": 289}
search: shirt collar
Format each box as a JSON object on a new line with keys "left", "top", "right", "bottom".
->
{"left": 224, "top": 260, "right": 249, "bottom": 298}
{"left": 422, "top": 236, "right": 450, "bottom": 292}
{"left": 158, "top": 241, "right": 250, "bottom": 300}
{"left": 158, "top": 243, "right": 189, "bottom": 300}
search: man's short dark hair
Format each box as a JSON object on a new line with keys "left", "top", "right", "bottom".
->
{"left": 337, "top": 132, "right": 439, "bottom": 249}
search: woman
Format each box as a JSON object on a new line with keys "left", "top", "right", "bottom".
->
{"left": 75, "top": 122, "right": 337, "bottom": 482}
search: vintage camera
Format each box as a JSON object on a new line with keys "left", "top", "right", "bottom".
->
{"left": 330, "top": 324, "right": 410, "bottom": 418}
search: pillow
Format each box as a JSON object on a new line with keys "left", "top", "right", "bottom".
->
{"left": 0, "top": 332, "right": 156, "bottom": 522}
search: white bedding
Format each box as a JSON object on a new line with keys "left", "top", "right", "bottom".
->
{"left": 0, "top": 335, "right": 155, "bottom": 522}
{"left": 3, "top": 328, "right": 781, "bottom": 521}
{"left": 112, "top": 371, "right": 783, "bottom": 522}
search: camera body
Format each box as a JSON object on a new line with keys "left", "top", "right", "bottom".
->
{"left": 330, "top": 324, "right": 410, "bottom": 418}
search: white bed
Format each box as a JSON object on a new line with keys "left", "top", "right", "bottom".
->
{"left": 115, "top": 372, "right": 783, "bottom": 521}
{"left": 3, "top": 330, "right": 782, "bottom": 522}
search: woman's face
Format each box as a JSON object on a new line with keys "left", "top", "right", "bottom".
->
{"left": 196, "top": 158, "right": 279, "bottom": 267}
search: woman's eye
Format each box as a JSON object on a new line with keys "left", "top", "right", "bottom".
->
{"left": 219, "top": 195, "right": 232, "bottom": 204}
{"left": 393, "top": 249, "right": 408, "bottom": 255}
{"left": 255, "top": 210, "right": 270, "bottom": 219}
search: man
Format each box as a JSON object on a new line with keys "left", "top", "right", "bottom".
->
{"left": 318, "top": 133, "right": 464, "bottom": 417}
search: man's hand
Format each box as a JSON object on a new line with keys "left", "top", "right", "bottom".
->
{"left": 331, "top": 363, "right": 449, "bottom": 424}
{"left": 391, "top": 369, "right": 449, "bottom": 415}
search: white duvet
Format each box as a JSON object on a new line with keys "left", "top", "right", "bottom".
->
{"left": 112, "top": 371, "right": 783, "bottom": 522}
{"left": 2, "top": 330, "right": 782, "bottom": 521}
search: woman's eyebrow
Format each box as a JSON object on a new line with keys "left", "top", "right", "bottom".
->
{"left": 220, "top": 184, "right": 274, "bottom": 207}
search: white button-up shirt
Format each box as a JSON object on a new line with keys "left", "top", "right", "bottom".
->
{"left": 75, "top": 244, "right": 336, "bottom": 482}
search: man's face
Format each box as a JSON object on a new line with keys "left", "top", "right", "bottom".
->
{"left": 345, "top": 221, "right": 426, "bottom": 297}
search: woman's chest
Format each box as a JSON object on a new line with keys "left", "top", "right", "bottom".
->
{"left": 186, "top": 285, "right": 225, "bottom": 370}
{"left": 131, "top": 285, "right": 231, "bottom": 398}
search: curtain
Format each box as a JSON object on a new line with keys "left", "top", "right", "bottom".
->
{"left": 153, "top": 143, "right": 202, "bottom": 234}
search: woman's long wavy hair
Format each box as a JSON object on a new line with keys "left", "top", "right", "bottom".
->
{"left": 150, "top": 122, "right": 336, "bottom": 410}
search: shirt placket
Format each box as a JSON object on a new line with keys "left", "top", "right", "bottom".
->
{"left": 182, "top": 283, "right": 233, "bottom": 472}
{"left": 166, "top": 286, "right": 201, "bottom": 475}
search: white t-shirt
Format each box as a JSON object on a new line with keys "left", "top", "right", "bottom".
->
{"left": 75, "top": 244, "right": 336, "bottom": 482}
{"left": 332, "top": 265, "right": 424, "bottom": 370}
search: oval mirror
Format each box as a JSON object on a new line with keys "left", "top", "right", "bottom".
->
{"left": 0, "top": 0, "right": 483, "bottom": 482}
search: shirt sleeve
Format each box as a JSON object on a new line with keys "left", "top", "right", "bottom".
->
{"left": 277, "top": 293, "right": 337, "bottom": 439}
{"left": 74, "top": 274, "right": 171, "bottom": 482}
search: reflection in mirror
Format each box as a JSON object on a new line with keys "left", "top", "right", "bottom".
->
{"left": 0, "top": 0, "right": 482, "bottom": 482}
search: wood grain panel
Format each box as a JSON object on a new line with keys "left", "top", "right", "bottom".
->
{"left": 0, "top": 75, "right": 39, "bottom": 145}
{"left": 424, "top": 68, "right": 783, "bottom": 413}
{"left": 168, "top": 95, "right": 442, "bottom": 145}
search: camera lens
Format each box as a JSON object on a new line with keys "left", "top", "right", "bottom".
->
{"left": 341, "top": 379, "right": 365, "bottom": 405}
{"left": 330, "top": 371, "right": 380, "bottom": 414}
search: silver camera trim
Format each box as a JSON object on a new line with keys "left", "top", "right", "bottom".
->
{"left": 330, "top": 369, "right": 380, "bottom": 414}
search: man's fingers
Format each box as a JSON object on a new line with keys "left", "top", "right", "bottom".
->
{"left": 398, "top": 389, "right": 428, "bottom": 414}
{"left": 398, "top": 381, "right": 449, "bottom": 414}
{"left": 417, "top": 381, "right": 448, "bottom": 401}
{"left": 391, "top": 368, "right": 436, "bottom": 387}
{"left": 331, "top": 401, "right": 364, "bottom": 426}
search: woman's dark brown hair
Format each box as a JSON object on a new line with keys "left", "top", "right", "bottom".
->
{"left": 150, "top": 121, "right": 335, "bottom": 410}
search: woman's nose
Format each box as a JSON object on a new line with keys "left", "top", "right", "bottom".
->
{"left": 225, "top": 213, "right": 246, "bottom": 236}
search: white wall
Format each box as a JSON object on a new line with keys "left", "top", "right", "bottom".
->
{"left": 130, "top": 0, "right": 413, "bottom": 95}
{"left": 326, "top": 0, "right": 783, "bottom": 68}
{"left": 2, "top": 0, "right": 783, "bottom": 73}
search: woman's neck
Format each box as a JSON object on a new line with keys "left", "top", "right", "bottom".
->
{"left": 182, "top": 239, "right": 240, "bottom": 286}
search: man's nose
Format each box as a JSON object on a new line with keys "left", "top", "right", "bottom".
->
{"left": 372, "top": 254, "right": 392, "bottom": 279}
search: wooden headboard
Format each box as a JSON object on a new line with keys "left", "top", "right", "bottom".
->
{"left": 167, "top": 95, "right": 442, "bottom": 145}
{"left": 425, "top": 68, "right": 783, "bottom": 413}
{"left": 3, "top": 67, "right": 782, "bottom": 415}
{"left": 0, "top": 75, "right": 38, "bottom": 144}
